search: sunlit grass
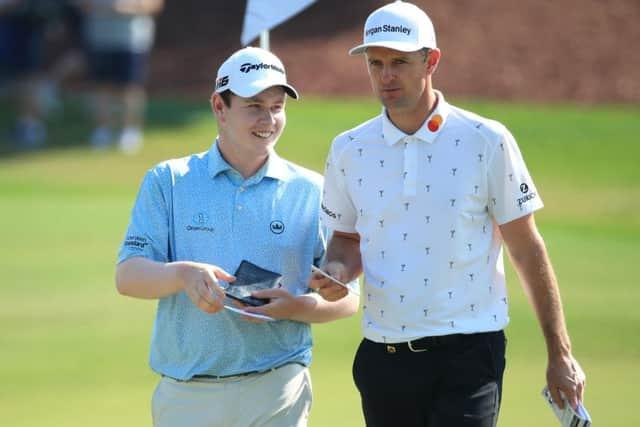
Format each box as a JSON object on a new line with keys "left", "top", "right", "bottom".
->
{"left": 1, "top": 97, "right": 638, "bottom": 426}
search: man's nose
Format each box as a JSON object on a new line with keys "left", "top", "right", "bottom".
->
{"left": 381, "top": 65, "right": 395, "bottom": 83}
{"left": 258, "top": 109, "right": 275, "bottom": 124}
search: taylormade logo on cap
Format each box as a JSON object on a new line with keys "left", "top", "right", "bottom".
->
{"left": 349, "top": 1, "right": 437, "bottom": 55}
{"left": 239, "top": 62, "right": 285, "bottom": 74}
{"left": 214, "top": 47, "right": 298, "bottom": 99}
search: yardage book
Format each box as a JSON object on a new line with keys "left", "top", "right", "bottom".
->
{"left": 542, "top": 386, "right": 592, "bottom": 427}
{"left": 224, "top": 260, "right": 282, "bottom": 307}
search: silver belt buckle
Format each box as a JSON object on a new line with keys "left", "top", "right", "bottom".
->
{"left": 407, "top": 339, "right": 428, "bottom": 353}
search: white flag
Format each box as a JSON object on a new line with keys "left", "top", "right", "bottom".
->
{"left": 241, "top": 0, "right": 317, "bottom": 46}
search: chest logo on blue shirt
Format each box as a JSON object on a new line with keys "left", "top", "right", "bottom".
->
{"left": 270, "top": 220, "right": 285, "bottom": 234}
{"left": 186, "top": 212, "right": 214, "bottom": 232}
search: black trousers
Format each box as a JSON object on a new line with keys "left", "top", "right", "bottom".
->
{"left": 353, "top": 331, "right": 506, "bottom": 427}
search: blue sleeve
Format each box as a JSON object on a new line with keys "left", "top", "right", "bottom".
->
{"left": 117, "top": 167, "right": 171, "bottom": 264}
{"left": 313, "top": 222, "right": 328, "bottom": 268}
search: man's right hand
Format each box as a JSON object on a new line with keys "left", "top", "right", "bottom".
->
{"left": 310, "top": 261, "right": 349, "bottom": 302}
{"left": 176, "top": 262, "right": 235, "bottom": 313}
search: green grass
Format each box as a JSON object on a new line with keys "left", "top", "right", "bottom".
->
{"left": 1, "top": 96, "right": 639, "bottom": 426}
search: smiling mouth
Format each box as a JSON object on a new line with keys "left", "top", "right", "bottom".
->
{"left": 252, "top": 130, "right": 274, "bottom": 139}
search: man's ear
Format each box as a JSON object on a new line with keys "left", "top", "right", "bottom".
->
{"left": 211, "top": 93, "right": 226, "bottom": 121}
{"left": 427, "top": 48, "right": 441, "bottom": 73}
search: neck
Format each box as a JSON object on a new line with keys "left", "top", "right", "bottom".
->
{"left": 217, "top": 137, "right": 269, "bottom": 179}
{"left": 387, "top": 88, "right": 438, "bottom": 135}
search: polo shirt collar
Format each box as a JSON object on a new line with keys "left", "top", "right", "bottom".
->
{"left": 207, "top": 140, "right": 291, "bottom": 182}
{"left": 208, "top": 141, "right": 231, "bottom": 178}
{"left": 382, "top": 90, "right": 451, "bottom": 146}
{"left": 262, "top": 151, "right": 291, "bottom": 181}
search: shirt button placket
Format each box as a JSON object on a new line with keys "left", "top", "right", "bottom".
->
{"left": 403, "top": 137, "right": 418, "bottom": 197}
{"left": 232, "top": 186, "right": 245, "bottom": 232}
{"left": 236, "top": 187, "right": 244, "bottom": 211}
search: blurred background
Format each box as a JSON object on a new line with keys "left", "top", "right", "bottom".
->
{"left": 150, "top": 0, "right": 640, "bottom": 103}
{"left": 1, "top": 1, "right": 639, "bottom": 426}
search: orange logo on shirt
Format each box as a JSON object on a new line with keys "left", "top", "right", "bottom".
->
{"left": 427, "top": 114, "right": 443, "bottom": 132}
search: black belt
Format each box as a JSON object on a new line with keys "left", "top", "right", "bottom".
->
{"left": 373, "top": 331, "right": 501, "bottom": 354}
{"left": 185, "top": 361, "right": 304, "bottom": 382}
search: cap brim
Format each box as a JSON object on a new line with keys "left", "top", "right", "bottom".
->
{"left": 282, "top": 85, "right": 299, "bottom": 99}
{"left": 349, "top": 41, "right": 432, "bottom": 56}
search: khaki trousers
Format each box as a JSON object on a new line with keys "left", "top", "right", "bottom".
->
{"left": 152, "top": 363, "right": 312, "bottom": 427}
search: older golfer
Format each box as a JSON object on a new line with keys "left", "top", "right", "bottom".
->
{"left": 312, "top": 2, "right": 586, "bottom": 426}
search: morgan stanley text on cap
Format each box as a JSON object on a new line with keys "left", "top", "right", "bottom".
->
{"left": 349, "top": 1, "right": 437, "bottom": 55}
{"left": 214, "top": 47, "right": 299, "bottom": 99}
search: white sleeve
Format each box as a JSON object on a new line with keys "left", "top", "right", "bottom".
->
{"left": 487, "top": 128, "right": 544, "bottom": 225}
{"left": 321, "top": 139, "right": 358, "bottom": 233}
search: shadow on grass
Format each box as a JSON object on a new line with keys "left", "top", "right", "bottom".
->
{"left": 0, "top": 94, "right": 210, "bottom": 158}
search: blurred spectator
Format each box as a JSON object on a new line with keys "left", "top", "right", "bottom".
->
{"left": 0, "top": 0, "right": 64, "bottom": 149}
{"left": 79, "top": 0, "right": 164, "bottom": 154}
{"left": 43, "top": 0, "right": 87, "bottom": 108}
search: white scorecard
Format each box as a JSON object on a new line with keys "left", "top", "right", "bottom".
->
{"left": 224, "top": 305, "right": 275, "bottom": 321}
{"left": 311, "top": 265, "right": 360, "bottom": 296}
{"left": 541, "top": 386, "right": 591, "bottom": 427}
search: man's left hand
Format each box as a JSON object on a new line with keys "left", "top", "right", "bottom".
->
{"left": 547, "top": 354, "right": 586, "bottom": 410}
{"left": 241, "top": 288, "right": 301, "bottom": 322}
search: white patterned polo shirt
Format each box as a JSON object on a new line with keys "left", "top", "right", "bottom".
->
{"left": 321, "top": 91, "right": 544, "bottom": 343}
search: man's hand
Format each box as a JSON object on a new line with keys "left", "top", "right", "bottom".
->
{"left": 310, "top": 261, "right": 349, "bottom": 301}
{"left": 242, "top": 288, "right": 301, "bottom": 322}
{"left": 547, "top": 354, "right": 586, "bottom": 410}
{"left": 176, "top": 262, "right": 235, "bottom": 314}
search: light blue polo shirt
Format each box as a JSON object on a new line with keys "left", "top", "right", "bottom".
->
{"left": 118, "top": 141, "right": 325, "bottom": 380}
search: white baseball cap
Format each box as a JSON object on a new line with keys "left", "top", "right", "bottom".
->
{"left": 214, "top": 47, "right": 299, "bottom": 99}
{"left": 349, "top": 1, "right": 437, "bottom": 55}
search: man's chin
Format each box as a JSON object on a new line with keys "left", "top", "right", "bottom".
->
{"left": 381, "top": 98, "right": 407, "bottom": 111}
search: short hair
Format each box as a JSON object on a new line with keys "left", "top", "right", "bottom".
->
{"left": 219, "top": 90, "right": 233, "bottom": 107}
{"left": 421, "top": 48, "right": 431, "bottom": 63}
